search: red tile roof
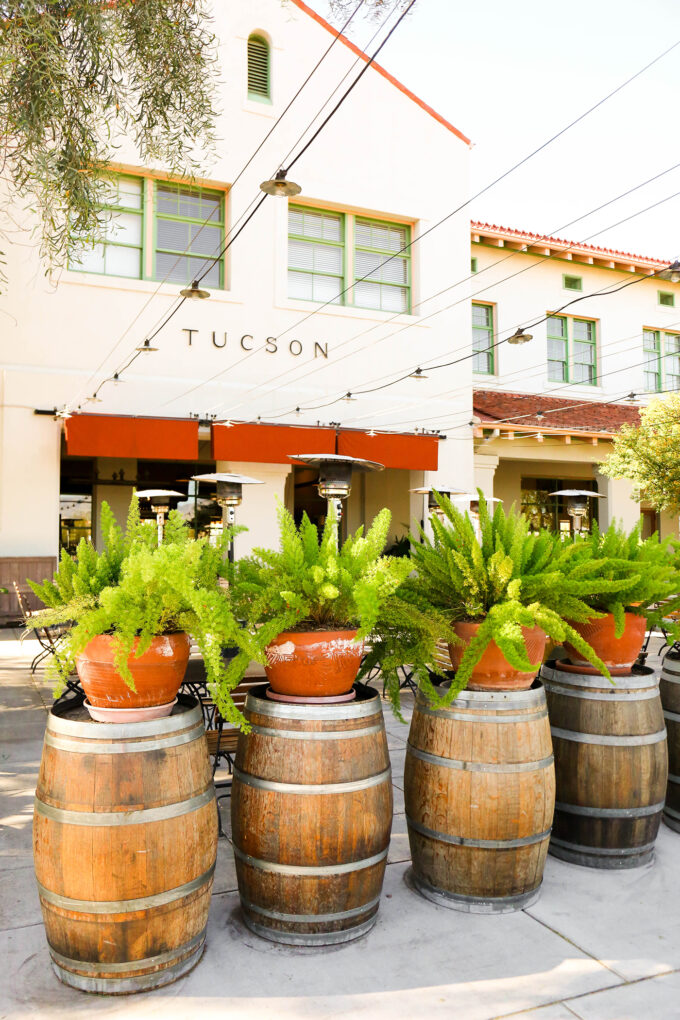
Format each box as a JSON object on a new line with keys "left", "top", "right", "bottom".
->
{"left": 473, "top": 390, "right": 640, "bottom": 435}
{"left": 471, "top": 221, "right": 671, "bottom": 271}
{"left": 291, "top": 0, "right": 470, "bottom": 146}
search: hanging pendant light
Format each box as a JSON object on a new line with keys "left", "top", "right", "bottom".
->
{"left": 410, "top": 368, "right": 428, "bottom": 380}
{"left": 507, "top": 327, "right": 533, "bottom": 345}
{"left": 136, "top": 339, "right": 158, "bottom": 352}
{"left": 180, "top": 280, "right": 210, "bottom": 300}
{"left": 658, "top": 260, "right": 680, "bottom": 284}
{"left": 260, "top": 169, "right": 302, "bottom": 197}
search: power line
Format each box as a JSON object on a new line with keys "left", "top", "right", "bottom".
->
{"left": 157, "top": 36, "right": 680, "bottom": 414}
{"left": 193, "top": 0, "right": 417, "bottom": 287}
{"left": 226, "top": 186, "right": 680, "bottom": 422}
{"left": 63, "top": 0, "right": 369, "bottom": 412}
{"left": 201, "top": 160, "right": 680, "bottom": 422}
{"left": 269, "top": 36, "right": 680, "bottom": 344}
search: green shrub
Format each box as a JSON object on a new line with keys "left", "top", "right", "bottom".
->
{"left": 27, "top": 496, "right": 256, "bottom": 727}
{"left": 231, "top": 504, "right": 452, "bottom": 717}
{"left": 409, "top": 492, "right": 632, "bottom": 701}
{"left": 566, "top": 522, "right": 680, "bottom": 637}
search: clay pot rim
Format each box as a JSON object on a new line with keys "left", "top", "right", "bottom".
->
{"left": 269, "top": 628, "right": 361, "bottom": 640}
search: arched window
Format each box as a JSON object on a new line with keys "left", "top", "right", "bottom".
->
{"left": 247, "top": 34, "right": 270, "bottom": 100}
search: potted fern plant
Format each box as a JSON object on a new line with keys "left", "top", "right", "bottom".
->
{"left": 561, "top": 522, "right": 680, "bottom": 674}
{"left": 233, "top": 504, "right": 414, "bottom": 699}
{"left": 28, "top": 496, "right": 256, "bottom": 722}
{"left": 409, "top": 492, "right": 624, "bottom": 697}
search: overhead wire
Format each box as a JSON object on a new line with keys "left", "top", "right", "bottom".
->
{"left": 158, "top": 37, "right": 680, "bottom": 414}
{"left": 221, "top": 184, "right": 680, "bottom": 422}
{"left": 63, "top": 0, "right": 369, "bottom": 411}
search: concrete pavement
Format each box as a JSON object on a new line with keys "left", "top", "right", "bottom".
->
{"left": 1, "top": 629, "right": 678, "bottom": 1019}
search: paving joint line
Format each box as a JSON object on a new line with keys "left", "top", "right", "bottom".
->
{"left": 492, "top": 965, "right": 680, "bottom": 1019}
{"left": 523, "top": 907, "right": 628, "bottom": 981}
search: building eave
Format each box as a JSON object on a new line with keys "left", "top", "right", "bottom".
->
{"left": 290, "top": 0, "right": 471, "bottom": 146}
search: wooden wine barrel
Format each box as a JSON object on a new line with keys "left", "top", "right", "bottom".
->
{"left": 33, "top": 695, "right": 217, "bottom": 993}
{"left": 660, "top": 652, "right": 680, "bottom": 832}
{"left": 542, "top": 662, "right": 667, "bottom": 868}
{"left": 231, "top": 684, "right": 392, "bottom": 945}
{"left": 404, "top": 683, "right": 555, "bottom": 913}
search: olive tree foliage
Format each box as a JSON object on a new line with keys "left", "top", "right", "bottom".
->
{"left": 601, "top": 395, "right": 680, "bottom": 514}
{"left": 0, "top": 0, "right": 218, "bottom": 276}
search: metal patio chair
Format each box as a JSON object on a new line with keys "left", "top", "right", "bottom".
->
{"left": 182, "top": 655, "right": 266, "bottom": 837}
{"left": 13, "top": 582, "right": 74, "bottom": 677}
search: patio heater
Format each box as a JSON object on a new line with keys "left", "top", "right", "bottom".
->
{"left": 136, "top": 489, "right": 184, "bottom": 545}
{"left": 553, "top": 489, "right": 604, "bottom": 534}
{"left": 409, "top": 485, "right": 474, "bottom": 521}
{"left": 191, "top": 472, "right": 264, "bottom": 559}
{"left": 288, "top": 454, "right": 384, "bottom": 525}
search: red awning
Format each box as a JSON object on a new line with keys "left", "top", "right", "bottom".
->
{"left": 65, "top": 415, "right": 199, "bottom": 460}
{"left": 337, "top": 431, "right": 438, "bottom": 471}
{"left": 211, "top": 424, "right": 335, "bottom": 463}
{"left": 211, "top": 423, "right": 438, "bottom": 470}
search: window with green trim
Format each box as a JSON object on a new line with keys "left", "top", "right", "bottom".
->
{"left": 472, "top": 303, "right": 494, "bottom": 374}
{"left": 644, "top": 328, "right": 680, "bottom": 391}
{"left": 288, "top": 207, "right": 344, "bottom": 303}
{"left": 154, "top": 183, "right": 224, "bottom": 288}
{"left": 563, "top": 274, "right": 582, "bottom": 291}
{"left": 287, "top": 206, "right": 411, "bottom": 312}
{"left": 69, "top": 175, "right": 143, "bottom": 279}
{"left": 547, "top": 314, "right": 597, "bottom": 384}
{"left": 354, "top": 219, "right": 410, "bottom": 312}
{"left": 247, "top": 34, "right": 270, "bottom": 100}
{"left": 659, "top": 291, "right": 675, "bottom": 307}
{"left": 471, "top": 257, "right": 478, "bottom": 273}
{"left": 547, "top": 315, "right": 568, "bottom": 381}
{"left": 572, "top": 318, "right": 596, "bottom": 384}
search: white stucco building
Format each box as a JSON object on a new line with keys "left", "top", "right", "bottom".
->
{"left": 468, "top": 222, "right": 680, "bottom": 539}
{"left": 0, "top": 0, "right": 472, "bottom": 618}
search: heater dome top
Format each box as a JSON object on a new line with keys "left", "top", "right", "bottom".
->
{"left": 288, "top": 453, "right": 384, "bottom": 473}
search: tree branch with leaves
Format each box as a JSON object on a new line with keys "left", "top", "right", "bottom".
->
{"left": 0, "top": 0, "right": 218, "bottom": 276}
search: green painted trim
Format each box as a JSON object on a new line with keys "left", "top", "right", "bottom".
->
{"left": 658, "top": 290, "right": 676, "bottom": 307}
{"left": 562, "top": 273, "right": 583, "bottom": 291}
{"left": 68, "top": 172, "right": 144, "bottom": 279}
{"left": 153, "top": 180, "right": 225, "bottom": 289}
{"left": 288, "top": 205, "right": 345, "bottom": 304}
{"left": 353, "top": 215, "right": 411, "bottom": 314}
{"left": 472, "top": 302, "right": 495, "bottom": 375}
{"left": 471, "top": 257, "right": 478, "bottom": 273}
{"left": 547, "top": 313, "right": 569, "bottom": 383}
{"left": 247, "top": 34, "right": 270, "bottom": 100}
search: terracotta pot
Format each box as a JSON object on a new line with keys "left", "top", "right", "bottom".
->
{"left": 265, "top": 630, "right": 364, "bottom": 698}
{"left": 563, "top": 612, "right": 646, "bottom": 675}
{"left": 75, "top": 632, "right": 191, "bottom": 709}
{"left": 448, "top": 621, "right": 546, "bottom": 692}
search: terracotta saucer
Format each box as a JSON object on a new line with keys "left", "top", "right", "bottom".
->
{"left": 555, "top": 658, "right": 633, "bottom": 677}
{"left": 266, "top": 688, "right": 357, "bottom": 704}
{"left": 84, "top": 698, "right": 178, "bottom": 722}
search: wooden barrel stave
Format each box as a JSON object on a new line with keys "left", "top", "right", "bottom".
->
{"left": 231, "top": 685, "right": 392, "bottom": 945}
{"left": 660, "top": 654, "right": 680, "bottom": 831}
{"left": 33, "top": 696, "right": 217, "bottom": 993}
{"left": 404, "top": 685, "right": 555, "bottom": 912}
{"left": 543, "top": 664, "right": 667, "bottom": 868}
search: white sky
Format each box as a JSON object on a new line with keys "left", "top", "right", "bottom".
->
{"left": 314, "top": 0, "right": 680, "bottom": 261}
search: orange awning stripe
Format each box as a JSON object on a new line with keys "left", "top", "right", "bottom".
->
{"left": 65, "top": 415, "right": 199, "bottom": 460}
{"left": 211, "top": 423, "right": 336, "bottom": 463}
{"left": 211, "top": 423, "right": 438, "bottom": 470}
